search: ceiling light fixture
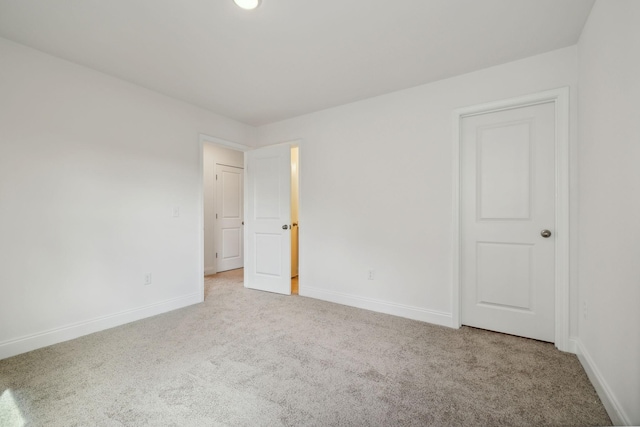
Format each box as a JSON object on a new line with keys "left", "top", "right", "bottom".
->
{"left": 234, "top": 0, "right": 261, "bottom": 10}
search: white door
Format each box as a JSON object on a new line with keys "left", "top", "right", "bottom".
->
{"left": 245, "top": 144, "right": 291, "bottom": 295}
{"left": 461, "top": 102, "right": 555, "bottom": 342}
{"left": 216, "top": 164, "right": 244, "bottom": 272}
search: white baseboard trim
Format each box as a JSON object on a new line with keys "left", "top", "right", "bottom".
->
{"left": 204, "top": 267, "right": 217, "bottom": 276}
{"left": 574, "top": 338, "right": 631, "bottom": 426}
{"left": 300, "top": 286, "right": 453, "bottom": 328}
{"left": 0, "top": 292, "right": 202, "bottom": 361}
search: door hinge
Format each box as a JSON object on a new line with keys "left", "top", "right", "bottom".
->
{"left": 216, "top": 213, "right": 218, "bottom": 219}
{"left": 216, "top": 253, "right": 218, "bottom": 258}
{"left": 216, "top": 174, "right": 218, "bottom": 180}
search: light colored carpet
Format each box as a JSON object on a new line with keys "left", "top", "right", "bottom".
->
{"left": 0, "top": 269, "right": 611, "bottom": 426}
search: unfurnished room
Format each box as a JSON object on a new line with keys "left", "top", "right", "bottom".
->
{"left": 0, "top": 0, "right": 638, "bottom": 426}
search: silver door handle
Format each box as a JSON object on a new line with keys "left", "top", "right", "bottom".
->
{"left": 282, "top": 225, "right": 289, "bottom": 230}
{"left": 540, "top": 229, "right": 552, "bottom": 238}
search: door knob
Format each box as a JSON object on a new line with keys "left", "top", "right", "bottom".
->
{"left": 282, "top": 224, "right": 289, "bottom": 230}
{"left": 540, "top": 229, "right": 552, "bottom": 238}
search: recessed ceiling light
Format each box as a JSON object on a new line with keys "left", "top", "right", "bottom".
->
{"left": 234, "top": 0, "right": 261, "bottom": 10}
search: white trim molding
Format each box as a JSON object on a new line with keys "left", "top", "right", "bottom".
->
{"left": 199, "top": 133, "right": 251, "bottom": 152}
{"left": 574, "top": 339, "right": 631, "bottom": 425}
{"left": 451, "top": 87, "right": 571, "bottom": 352}
{"left": 0, "top": 293, "right": 201, "bottom": 361}
{"left": 302, "top": 286, "right": 452, "bottom": 327}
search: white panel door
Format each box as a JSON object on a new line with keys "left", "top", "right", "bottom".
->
{"left": 461, "top": 102, "right": 555, "bottom": 342}
{"left": 245, "top": 145, "right": 291, "bottom": 294}
{"left": 216, "top": 164, "right": 244, "bottom": 272}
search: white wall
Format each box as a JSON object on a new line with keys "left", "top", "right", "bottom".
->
{"left": 258, "top": 47, "right": 579, "bottom": 328}
{"left": 576, "top": 1, "right": 640, "bottom": 424}
{"left": 0, "top": 37, "right": 254, "bottom": 359}
{"left": 203, "top": 143, "right": 244, "bottom": 275}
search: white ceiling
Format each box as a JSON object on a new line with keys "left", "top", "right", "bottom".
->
{"left": 0, "top": 0, "right": 594, "bottom": 126}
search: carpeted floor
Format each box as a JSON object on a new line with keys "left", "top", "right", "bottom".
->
{"left": 0, "top": 269, "right": 611, "bottom": 426}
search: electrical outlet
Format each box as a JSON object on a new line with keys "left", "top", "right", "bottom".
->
{"left": 583, "top": 301, "right": 588, "bottom": 320}
{"left": 144, "top": 273, "right": 152, "bottom": 286}
{"left": 368, "top": 270, "right": 375, "bottom": 280}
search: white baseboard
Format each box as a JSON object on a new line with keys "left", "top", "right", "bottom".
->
{"left": 204, "top": 267, "right": 217, "bottom": 276}
{"left": 0, "top": 292, "right": 202, "bottom": 361}
{"left": 574, "top": 338, "right": 631, "bottom": 426}
{"left": 300, "top": 285, "right": 453, "bottom": 328}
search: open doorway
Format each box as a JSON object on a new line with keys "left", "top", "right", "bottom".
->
{"left": 291, "top": 146, "right": 300, "bottom": 294}
{"left": 203, "top": 142, "right": 244, "bottom": 276}
{"left": 200, "top": 134, "right": 250, "bottom": 301}
{"left": 201, "top": 137, "right": 301, "bottom": 300}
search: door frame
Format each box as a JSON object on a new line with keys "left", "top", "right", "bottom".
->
{"left": 451, "top": 87, "right": 570, "bottom": 351}
{"left": 198, "top": 133, "right": 250, "bottom": 301}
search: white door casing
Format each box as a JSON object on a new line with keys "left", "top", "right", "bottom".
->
{"left": 216, "top": 164, "right": 244, "bottom": 272}
{"left": 461, "top": 102, "right": 555, "bottom": 342}
{"left": 245, "top": 144, "right": 292, "bottom": 295}
{"left": 452, "top": 88, "right": 570, "bottom": 351}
